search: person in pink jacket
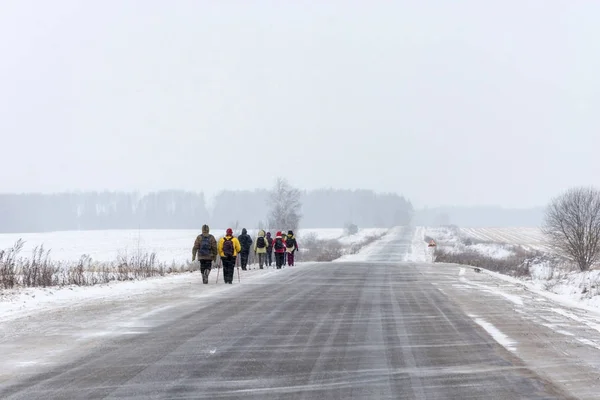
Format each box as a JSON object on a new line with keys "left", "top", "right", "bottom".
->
{"left": 273, "top": 231, "right": 286, "bottom": 269}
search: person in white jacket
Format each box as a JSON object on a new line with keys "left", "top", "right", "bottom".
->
{"left": 253, "top": 229, "right": 269, "bottom": 269}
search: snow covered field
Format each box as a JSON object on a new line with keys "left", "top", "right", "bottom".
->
{"left": 461, "top": 227, "right": 552, "bottom": 252}
{"left": 0, "top": 228, "right": 386, "bottom": 264}
{"left": 426, "top": 226, "right": 524, "bottom": 260}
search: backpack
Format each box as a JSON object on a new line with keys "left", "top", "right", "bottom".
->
{"left": 274, "top": 237, "right": 284, "bottom": 250}
{"left": 199, "top": 235, "right": 212, "bottom": 257}
{"left": 222, "top": 237, "right": 234, "bottom": 257}
{"left": 286, "top": 237, "right": 296, "bottom": 249}
{"left": 240, "top": 234, "right": 251, "bottom": 251}
{"left": 256, "top": 236, "right": 266, "bottom": 249}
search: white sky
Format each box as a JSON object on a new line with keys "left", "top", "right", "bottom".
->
{"left": 1, "top": 1, "right": 598, "bottom": 208}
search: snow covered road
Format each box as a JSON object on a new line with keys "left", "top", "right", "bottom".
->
{"left": 1, "top": 229, "right": 599, "bottom": 398}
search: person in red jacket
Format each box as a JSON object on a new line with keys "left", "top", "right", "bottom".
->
{"left": 273, "top": 231, "right": 286, "bottom": 269}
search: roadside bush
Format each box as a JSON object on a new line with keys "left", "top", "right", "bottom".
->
{"left": 0, "top": 239, "right": 23, "bottom": 289}
{"left": 433, "top": 245, "right": 541, "bottom": 277}
{"left": 299, "top": 233, "right": 344, "bottom": 262}
{"left": 316, "top": 240, "right": 344, "bottom": 261}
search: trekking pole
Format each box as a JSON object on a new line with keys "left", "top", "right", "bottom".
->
{"left": 215, "top": 257, "right": 221, "bottom": 283}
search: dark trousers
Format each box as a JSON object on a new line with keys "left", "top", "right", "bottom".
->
{"left": 200, "top": 260, "right": 212, "bottom": 274}
{"left": 287, "top": 252, "right": 295, "bottom": 266}
{"left": 266, "top": 251, "right": 273, "bottom": 266}
{"left": 240, "top": 251, "right": 250, "bottom": 270}
{"left": 275, "top": 252, "right": 285, "bottom": 269}
{"left": 222, "top": 256, "right": 236, "bottom": 283}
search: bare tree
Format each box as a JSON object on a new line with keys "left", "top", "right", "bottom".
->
{"left": 267, "top": 178, "right": 302, "bottom": 232}
{"left": 542, "top": 187, "right": 600, "bottom": 271}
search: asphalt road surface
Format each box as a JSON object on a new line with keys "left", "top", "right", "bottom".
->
{"left": 0, "top": 229, "right": 592, "bottom": 399}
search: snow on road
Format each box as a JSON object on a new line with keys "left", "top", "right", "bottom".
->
{"left": 427, "top": 262, "right": 600, "bottom": 398}
{"left": 405, "top": 226, "right": 434, "bottom": 262}
{"left": 333, "top": 227, "right": 404, "bottom": 262}
{"left": 459, "top": 276, "right": 524, "bottom": 306}
{"left": 0, "top": 267, "right": 280, "bottom": 323}
{"left": 0, "top": 266, "right": 291, "bottom": 379}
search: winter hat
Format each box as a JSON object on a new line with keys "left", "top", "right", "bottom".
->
{"left": 288, "top": 230, "right": 293, "bottom": 236}
{"left": 202, "top": 224, "right": 209, "bottom": 234}
{"left": 226, "top": 228, "right": 233, "bottom": 236}
{"left": 242, "top": 228, "right": 247, "bottom": 235}
{"left": 276, "top": 231, "right": 282, "bottom": 237}
{"left": 266, "top": 232, "right": 271, "bottom": 237}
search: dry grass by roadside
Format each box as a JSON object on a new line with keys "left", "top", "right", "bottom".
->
{"left": 299, "top": 233, "right": 344, "bottom": 262}
{"left": 433, "top": 247, "right": 541, "bottom": 277}
{"left": 0, "top": 239, "right": 188, "bottom": 289}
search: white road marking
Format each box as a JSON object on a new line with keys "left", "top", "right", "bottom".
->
{"left": 473, "top": 318, "right": 517, "bottom": 352}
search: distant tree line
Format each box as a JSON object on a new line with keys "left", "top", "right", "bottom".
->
{"left": 0, "top": 189, "right": 413, "bottom": 233}
{"left": 0, "top": 191, "right": 210, "bottom": 233}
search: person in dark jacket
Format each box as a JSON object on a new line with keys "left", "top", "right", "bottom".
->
{"left": 286, "top": 230, "right": 299, "bottom": 266}
{"left": 266, "top": 232, "right": 274, "bottom": 267}
{"left": 192, "top": 224, "right": 218, "bottom": 284}
{"left": 237, "top": 228, "right": 253, "bottom": 270}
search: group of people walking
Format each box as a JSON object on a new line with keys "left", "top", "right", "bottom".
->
{"left": 192, "top": 225, "right": 300, "bottom": 284}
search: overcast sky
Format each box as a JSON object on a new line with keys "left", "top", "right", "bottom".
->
{"left": 1, "top": 1, "right": 598, "bottom": 208}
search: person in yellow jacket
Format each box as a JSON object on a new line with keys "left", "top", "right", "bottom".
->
{"left": 217, "top": 228, "right": 242, "bottom": 284}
